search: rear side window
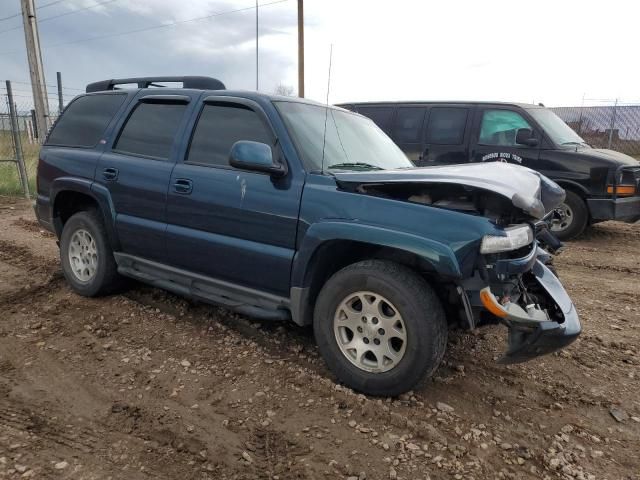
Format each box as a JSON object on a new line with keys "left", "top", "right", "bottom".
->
{"left": 187, "top": 104, "right": 272, "bottom": 167}
{"left": 46, "top": 94, "right": 126, "bottom": 147}
{"left": 426, "top": 107, "right": 468, "bottom": 145}
{"left": 393, "top": 107, "right": 426, "bottom": 143}
{"left": 114, "top": 102, "right": 187, "bottom": 159}
{"left": 355, "top": 106, "right": 395, "bottom": 134}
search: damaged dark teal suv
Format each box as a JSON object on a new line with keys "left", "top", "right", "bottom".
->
{"left": 35, "top": 76, "right": 581, "bottom": 396}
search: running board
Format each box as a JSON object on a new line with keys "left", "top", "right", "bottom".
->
{"left": 114, "top": 253, "right": 291, "bottom": 321}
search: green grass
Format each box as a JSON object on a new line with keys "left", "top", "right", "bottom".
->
{"left": 0, "top": 131, "right": 39, "bottom": 197}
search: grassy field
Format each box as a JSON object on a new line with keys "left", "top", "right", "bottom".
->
{"left": 0, "top": 131, "right": 39, "bottom": 197}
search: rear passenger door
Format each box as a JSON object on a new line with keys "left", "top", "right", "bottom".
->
{"left": 418, "top": 105, "right": 472, "bottom": 166}
{"left": 165, "top": 97, "right": 303, "bottom": 297}
{"left": 97, "top": 94, "right": 193, "bottom": 262}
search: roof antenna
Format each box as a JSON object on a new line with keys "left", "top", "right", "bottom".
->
{"left": 321, "top": 43, "right": 333, "bottom": 174}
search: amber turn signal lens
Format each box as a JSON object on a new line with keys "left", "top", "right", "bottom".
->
{"left": 607, "top": 184, "right": 636, "bottom": 196}
{"left": 479, "top": 287, "right": 508, "bottom": 318}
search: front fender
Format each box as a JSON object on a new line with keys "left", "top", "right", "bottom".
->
{"left": 291, "top": 220, "right": 463, "bottom": 289}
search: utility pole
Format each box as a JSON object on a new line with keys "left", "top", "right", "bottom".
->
{"left": 56, "top": 71, "right": 64, "bottom": 113}
{"left": 21, "top": 0, "right": 50, "bottom": 141}
{"left": 297, "top": 0, "right": 304, "bottom": 98}
{"left": 255, "top": 0, "right": 259, "bottom": 91}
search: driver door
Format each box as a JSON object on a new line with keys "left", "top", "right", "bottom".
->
{"left": 470, "top": 107, "right": 540, "bottom": 169}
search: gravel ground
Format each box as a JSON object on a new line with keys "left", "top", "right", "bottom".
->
{"left": 0, "top": 197, "right": 638, "bottom": 480}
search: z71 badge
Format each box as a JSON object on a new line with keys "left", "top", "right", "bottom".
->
{"left": 481, "top": 152, "right": 523, "bottom": 164}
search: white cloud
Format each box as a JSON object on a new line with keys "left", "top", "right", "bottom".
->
{"left": 0, "top": 0, "right": 637, "bottom": 106}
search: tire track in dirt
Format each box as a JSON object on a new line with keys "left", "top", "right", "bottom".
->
{"left": 556, "top": 259, "right": 640, "bottom": 275}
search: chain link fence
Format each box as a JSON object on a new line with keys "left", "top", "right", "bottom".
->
{"left": 551, "top": 100, "right": 640, "bottom": 157}
{"left": 0, "top": 81, "right": 67, "bottom": 197}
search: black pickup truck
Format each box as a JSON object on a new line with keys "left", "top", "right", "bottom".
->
{"left": 339, "top": 101, "right": 640, "bottom": 240}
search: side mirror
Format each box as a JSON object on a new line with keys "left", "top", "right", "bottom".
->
{"left": 515, "top": 128, "right": 539, "bottom": 147}
{"left": 229, "top": 140, "right": 286, "bottom": 177}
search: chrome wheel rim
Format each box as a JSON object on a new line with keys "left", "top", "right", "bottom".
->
{"left": 333, "top": 291, "right": 407, "bottom": 373}
{"left": 68, "top": 229, "right": 98, "bottom": 282}
{"left": 550, "top": 202, "right": 574, "bottom": 232}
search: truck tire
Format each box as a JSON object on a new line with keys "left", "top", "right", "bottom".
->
{"left": 313, "top": 260, "right": 447, "bottom": 397}
{"left": 60, "top": 210, "right": 122, "bottom": 297}
{"left": 550, "top": 190, "right": 588, "bottom": 241}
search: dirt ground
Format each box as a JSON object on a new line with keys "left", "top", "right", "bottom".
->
{"left": 0, "top": 197, "right": 638, "bottom": 480}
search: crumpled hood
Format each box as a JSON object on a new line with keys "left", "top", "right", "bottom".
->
{"left": 333, "top": 162, "right": 565, "bottom": 220}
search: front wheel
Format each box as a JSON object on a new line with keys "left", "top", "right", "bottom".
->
{"left": 313, "top": 260, "right": 447, "bottom": 397}
{"left": 550, "top": 190, "right": 588, "bottom": 240}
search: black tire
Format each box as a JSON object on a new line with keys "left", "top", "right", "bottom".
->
{"left": 313, "top": 260, "right": 447, "bottom": 397}
{"left": 551, "top": 190, "right": 589, "bottom": 241}
{"left": 59, "top": 209, "right": 122, "bottom": 296}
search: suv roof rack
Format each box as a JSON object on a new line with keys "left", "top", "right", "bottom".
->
{"left": 86, "top": 76, "right": 226, "bottom": 93}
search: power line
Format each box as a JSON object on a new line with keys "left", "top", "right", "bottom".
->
{"left": 0, "top": 0, "right": 67, "bottom": 23}
{"left": 38, "top": 0, "right": 119, "bottom": 24}
{"left": 4, "top": 80, "right": 85, "bottom": 91}
{"left": 0, "top": 0, "right": 120, "bottom": 35}
{"left": 0, "top": 0, "right": 289, "bottom": 55}
{"left": 37, "top": 0, "right": 69, "bottom": 10}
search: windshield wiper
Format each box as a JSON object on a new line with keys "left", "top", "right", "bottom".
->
{"left": 561, "top": 141, "right": 588, "bottom": 146}
{"left": 327, "top": 162, "right": 384, "bottom": 171}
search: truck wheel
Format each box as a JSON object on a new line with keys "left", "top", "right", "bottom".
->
{"left": 60, "top": 210, "right": 122, "bottom": 297}
{"left": 313, "top": 260, "right": 447, "bottom": 397}
{"left": 550, "top": 190, "right": 588, "bottom": 240}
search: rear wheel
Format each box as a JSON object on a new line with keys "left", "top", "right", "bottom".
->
{"left": 60, "top": 210, "right": 122, "bottom": 296}
{"left": 550, "top": 190, "right": 588, "bottom": 240}
{"left": 313, "top": 260, "right": 447, "bottom": 397}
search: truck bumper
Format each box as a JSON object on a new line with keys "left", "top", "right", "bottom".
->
{"left": 497, "top": 261, "right": 581, "bottom": 363}
{"left": 587, "top": 196, "right": 640, "bottom": 222}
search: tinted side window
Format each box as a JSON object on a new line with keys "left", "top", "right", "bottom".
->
{"left": 426, "top": 107, "right": 468, "bottom": 145}
{"left": 393, "top": 107, "right": 426, "bottom": 143}
{"left": 46, "top": 94, "right": 126, "bottom": 147}
{"left": 356, "top": 106, "right": 394, "bottom": 134}
{"left": 187, "top": 104, "right": 272, "bottom": 167}
{"left": 114, "top": 102, "right": 187, "bottom": 159}
{"left": 479, "top": 110, "right": 532, "bottom": 146}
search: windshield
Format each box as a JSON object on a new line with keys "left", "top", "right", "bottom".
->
{"left": 275, "top": 101, "right": 413, "bottom": 171}
{"left": 527, "top": 108, "right": 588, "bottom": 147}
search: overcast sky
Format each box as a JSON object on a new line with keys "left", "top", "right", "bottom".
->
{"left": 0, "top": 0, "right": 637, "bottom": 108}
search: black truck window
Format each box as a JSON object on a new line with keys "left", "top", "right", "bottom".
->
{"left": 356, "top": 106, "right": 395, "bottom": 134}
{"left": 479, "top": 110, "right": 532, "bottom": 146}
{"left": 393, "top": 107, "right": 426, "bottom": 143}
{"left": 114, "top": 102, "right": 187, "bottom": 159}
{"left": 187, "top": 104, "right": 272, "bottom": 167}
{"left": 46, "top": 94, "right": 126, "bottom": 147}
{"left": 426, "top": 107, "right": 468, "bottom": 145}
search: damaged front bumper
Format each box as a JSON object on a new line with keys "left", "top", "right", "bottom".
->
{"left": 482, "top": 260, "right": 581, "bottom": 363}
{"left": 463, "top": 244, "right": 581, "bottom": 363}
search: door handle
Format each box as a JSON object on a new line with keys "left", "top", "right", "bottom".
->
{"left": 102, "top": 167, "right": 119, "bottom": 181}
{"left": 173, "top": 178, "right": 193, "bottom": 194}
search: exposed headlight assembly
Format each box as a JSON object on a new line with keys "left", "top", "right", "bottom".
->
{"left": 480, "top": 225, "right": 533, "bottom": 254}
